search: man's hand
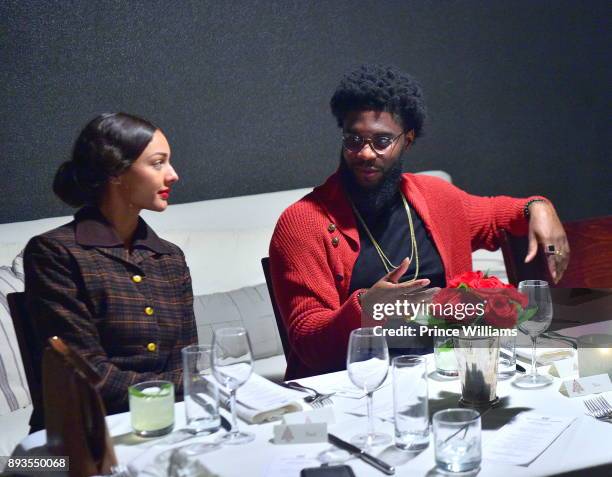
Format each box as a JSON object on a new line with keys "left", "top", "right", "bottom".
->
{"left": 524, "top": 201, "right": 570, "bottom": 283}
{"left": 360, "top": 258, "right": 439, "bottom": 312}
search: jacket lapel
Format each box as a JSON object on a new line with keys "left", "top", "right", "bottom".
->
{"left": 400, "top": 174, "right": 452, "bottom": 278}
{"left": 312, "top": 172, "right": 359, "bottom": 247}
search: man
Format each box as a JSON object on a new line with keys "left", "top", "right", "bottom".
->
{"left": 269, "top": 64, "right": 569, "bottom": 379}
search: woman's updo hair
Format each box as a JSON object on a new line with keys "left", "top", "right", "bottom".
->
{"left": 53, "top": 112, "right": 158, "bottom": 207}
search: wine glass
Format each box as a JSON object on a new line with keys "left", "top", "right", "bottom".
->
{"left": 347, "top": 327, "right": 391, "bottom": 448}
{"left": 211, "top": 327, "right": 255, "bottom": 444}
{"left": 514, "top": 280, "right": 554, "bottom": 388}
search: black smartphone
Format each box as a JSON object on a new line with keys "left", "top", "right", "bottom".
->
{"left": 300, "top": 465, "right": 356, "bottom": 477}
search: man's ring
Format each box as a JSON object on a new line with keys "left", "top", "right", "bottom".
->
{"left": 546, "top": 245, "right": 563, "bottom": 257}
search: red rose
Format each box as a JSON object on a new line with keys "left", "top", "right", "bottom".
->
{"left": 432, "top": 287, "right": 482, "bottom": 325}
{"left": 483, "top": 293, "right": 518, "bottom": 328}
{"left": 447, "top": 271, "right": 484, "bottom": 289}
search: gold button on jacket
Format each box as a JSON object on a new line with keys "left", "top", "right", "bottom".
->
{"left": 147, "top": 342, "right": 157, "bottom": 352}
{"left": 327, "top": 223, "right": 336, "bottom": 232}
{"left": 331, "top": 237, "right": 339, "bottom": 247}
{"left": 144, "top": 306, "right": 154, "bottom": 316}
{"left": 132, "top": 274, "right": 143, "bottom": 283}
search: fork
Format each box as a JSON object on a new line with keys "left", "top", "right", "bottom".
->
{"left": 281, "top": 381, "right": 335, "bottom": 407}
{"left": 584, "top": 395, "right": 612, "bottom": 421}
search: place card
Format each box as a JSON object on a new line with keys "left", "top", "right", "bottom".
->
{"left": 273, "top": 407, "right": 332, "bottom": 444}
{"left": 559, "top": 373, "right": 612, "bottom": 398}
{"left": 273, "top": 423, "right": 327, "bottom": 444}
{"left": 549, "top": 358, "right": 577, "bottom": 378}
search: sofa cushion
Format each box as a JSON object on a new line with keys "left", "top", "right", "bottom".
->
{"left": 162, "top": 228, "right": 274, "bottom": 296}
{"left": 193, "top": 283, "right": 284, "bottom": 362}
{"left": 0, "top": 252, "right": 31, "bottom": 416}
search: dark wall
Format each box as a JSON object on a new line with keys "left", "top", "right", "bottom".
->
{"left": 2, "top": 0, "right": 610, "bottom": 225}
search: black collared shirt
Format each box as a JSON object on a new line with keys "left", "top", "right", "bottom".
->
{"left": 349, "top": 194, "right": 446, "bottom": 293}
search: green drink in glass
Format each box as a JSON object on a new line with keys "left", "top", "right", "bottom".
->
{"left": 129, "top": 380, "right": 175, "bottom": 437}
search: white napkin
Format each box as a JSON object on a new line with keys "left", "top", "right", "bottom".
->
{"left": 516, "top": 346, "right": 575, "bottom": 365}
{"left": 209, "top": 370, "right": 304, "bottom": 424}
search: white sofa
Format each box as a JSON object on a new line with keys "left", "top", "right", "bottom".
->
{"left": 0, "top": 171, "right": 507, "bottom": 455}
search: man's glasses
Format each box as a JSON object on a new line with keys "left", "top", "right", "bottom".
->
{"left": 342, "top": 132, "right": 404, "bottom": 154}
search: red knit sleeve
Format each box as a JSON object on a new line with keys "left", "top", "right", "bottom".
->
{"left": 269, "top": 204, "right": 362, "bottom": 374}
{"left": 455, "top": 187, "right": 549, "bottom": 251}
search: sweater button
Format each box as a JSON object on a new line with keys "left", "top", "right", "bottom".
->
{"left": 328, "top": 223, "right": 336, "bottom": 233}
{"left": 331, "top": 237, "right": 339, "bottom": 247}
{"left": 132, "top": 274, "right": 143, "bottom": 283}
{"left": 335, "top": 273, "right": 343, "bottom": 281}
{"left": 144, "top": 306, "right": 154, "bottom": 316}
{"left": 147, "top": 342, "right": 157, "bottom": 352}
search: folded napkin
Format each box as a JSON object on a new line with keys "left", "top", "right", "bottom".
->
{"left": 516, "top": 347, "right": 575, "bottom": 366}
{"left": 209, "top": 370, "right": 304, "bottom": 424}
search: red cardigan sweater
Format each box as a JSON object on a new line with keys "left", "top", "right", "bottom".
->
{"left": 269, "top": 172, "right": 543, "bottom": 379}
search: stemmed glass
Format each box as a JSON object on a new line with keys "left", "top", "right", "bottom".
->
{"left": 211, "top": 327, "right": 255, "bottom": 444}
{"left": 514, "top": 280, "right": 554, "bottom": 388}
{"left": 347, "top": 327, "right": 391, "bottom": 448}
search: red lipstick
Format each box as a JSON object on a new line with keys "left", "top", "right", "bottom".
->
{"left": 158, "top": 188, "right": 170, "bottom": 199}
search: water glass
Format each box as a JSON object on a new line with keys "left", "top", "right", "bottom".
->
{"left": 182, "top": 345, "right": 221, "bottom": 434}
{"left": 392, "top": 355, "right": 429, "bottom": 450}
{"left": 129, "top": 380, "right": 175, "bottom": 437}
{"left": 433, "top": 408, "right": 481, "bottom": 473}
{"left": 434, "top": 335, "right": 458, "bottom": 377}
{"left": 498, "top": 327, "right": 517, "bottom": 379}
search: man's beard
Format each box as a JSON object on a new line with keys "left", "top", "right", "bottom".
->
{"left": 339, "top": 153, "right": 403, "bottom": 226}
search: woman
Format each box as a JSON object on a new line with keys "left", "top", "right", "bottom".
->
{"left": 24, "top": 113, "right": 197, "bottom": 424}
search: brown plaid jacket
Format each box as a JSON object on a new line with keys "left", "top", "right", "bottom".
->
{"left": 24, "top": 207, "right": 197, "bottom": 415}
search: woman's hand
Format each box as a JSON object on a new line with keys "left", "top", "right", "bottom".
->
{"left": 524, "top": 201, "right": 570, "bottom": 283}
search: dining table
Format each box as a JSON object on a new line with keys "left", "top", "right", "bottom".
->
{"left": 10, "top": 331, "right": 612, "bottom": 477}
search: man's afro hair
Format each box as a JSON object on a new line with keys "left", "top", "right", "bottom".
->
{"left": 330, "top": 64, "right": 426, "bottom": 138}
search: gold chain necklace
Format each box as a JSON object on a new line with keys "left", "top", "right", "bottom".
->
{"left": 349, "top": 193, "right": 419, "bottom": 281}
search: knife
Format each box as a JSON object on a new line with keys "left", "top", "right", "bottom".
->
{"left": 499, "top": 350, "right": 527, "bottom": 373}
{"left": 328, "top": 433, "right": 395, "bottom": 475}
{"left": 191, "top": 393, "right": 232, "bottom": 431}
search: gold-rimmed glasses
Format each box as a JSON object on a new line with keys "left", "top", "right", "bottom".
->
{"left": 342, "top": 132, "right": 404, "bottom": 154}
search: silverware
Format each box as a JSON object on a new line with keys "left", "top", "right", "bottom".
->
{"left": 584, "top": 395, "right": 612, "bottom": 421}
{"left": 190, "top": 393, "right": 232, "bottom": 430}
{"left": 328, "top": 433, "right": 395, "bottom": 475}
{"left": 281, "top": 381, "right": 335, "bottom": 407}
{"left": 499, "top": 350, "right": 527, "bottom": 373}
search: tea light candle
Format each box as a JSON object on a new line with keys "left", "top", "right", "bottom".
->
{"left": 577, "top": 334, "right": 612, "bottom": 378}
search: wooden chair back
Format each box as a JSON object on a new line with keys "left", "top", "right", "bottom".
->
{"left": 43, "top": 336, "right": 117, "bottom": 477}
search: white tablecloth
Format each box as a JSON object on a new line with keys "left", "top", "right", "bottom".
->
{"left": 12, "top": 352, "right": 612, "bottom": 477}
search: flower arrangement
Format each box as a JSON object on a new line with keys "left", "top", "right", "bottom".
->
{"left": 421, "top": 270, "right": 535, "bottom": 330}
